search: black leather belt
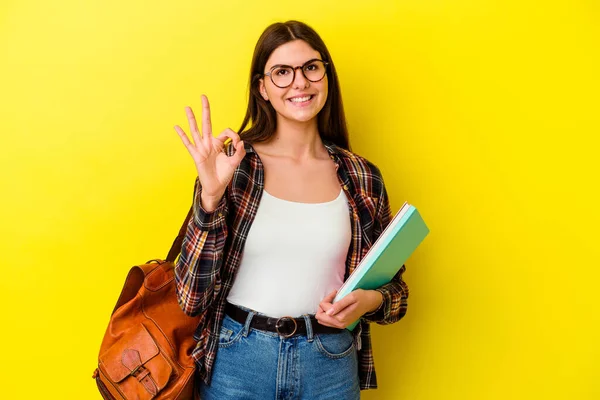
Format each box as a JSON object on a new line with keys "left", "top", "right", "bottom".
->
{"left": 225, "top": 302, "right": 344, "bottom": 338}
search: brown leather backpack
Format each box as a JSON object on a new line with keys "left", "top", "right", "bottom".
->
{"left": 93, "top": 207, "right": 202, "bottom": 400}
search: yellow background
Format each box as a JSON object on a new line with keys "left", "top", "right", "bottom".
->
{"left": 1, "top": 0, "right": 598, "bottom": 398}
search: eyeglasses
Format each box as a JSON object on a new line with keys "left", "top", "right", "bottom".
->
{"left": 263, "top": 59, "right": 329, "bottom": 88}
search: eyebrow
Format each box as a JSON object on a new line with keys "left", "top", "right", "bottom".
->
{"left": 266, "top": 58, "right": 322, "bottom": 71}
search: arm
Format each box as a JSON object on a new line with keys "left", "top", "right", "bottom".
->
{"left": 174, "top": 178, "right": 229, "bottom": 316}
{"left": 361, "top": 181, "right": 410, "bottom": 325}
{"left": 362, "top": 265, "right": 409, "bottom": 324}
{"left": 316, "top": 176, "right": 409, "bottom": 328}
{"left": 172, "top": 96, "right": 245, "bottom": 317}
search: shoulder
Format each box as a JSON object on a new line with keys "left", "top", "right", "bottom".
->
{"left": 327, "top": 143, "right": 386, "bottom": 189}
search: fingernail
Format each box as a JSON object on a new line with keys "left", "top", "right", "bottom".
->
{"left": 326, "top": 309, "right": 334, "bottom": 316}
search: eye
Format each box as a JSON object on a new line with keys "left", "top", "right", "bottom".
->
{"left": 305, "top": 63, "right": 318, "bottom": 71}
{"left": 274, "top": 67, "right": 290, "bottom": 76}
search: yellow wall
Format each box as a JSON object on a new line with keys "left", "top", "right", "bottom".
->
{"left": 1, "top": 1, "right": 598, "bottom": 398}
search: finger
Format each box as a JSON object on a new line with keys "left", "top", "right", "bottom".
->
{"left": 185, "top": 106, "right": 202, "bottom": 146}
{"left": 214, "top": 129, "right": 239, "bottom": 148}
{"left": 220, "top": 128, "right": 241, "bottom": 146}
{"left": 214, "top": 131, "right": 230, "bottom": 144}
{"left": 174, "top": 125, "right": 195, "bottom": 152}
{"left": 331, "top": 303, "right": 358, "bottom": 323}
{"left": 315, "top": 312, "right": 344, "bottom": 329}
{"left": 229, "top": 140, "right": 246, "bottom": 167}
{"left": 319, "top": 300, "right": 333, "bottom": 314}
{"left": 319, "top": 290, "right": 337, "bottom": 312}
{"left": 213, "top": 129, "right": 245, "bottom": 165}
{"left": 201, "top": 95, "right": 212, "bottom": 147}
{"left": 322, "top": 290, "right": 337, "bottom": 304}
{"left": 327, "top": 293, "right": 355, "bottom": 316}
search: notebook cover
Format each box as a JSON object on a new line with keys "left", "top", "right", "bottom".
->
{"left": 334, "top": 205, "right": 429, "bottom": 330}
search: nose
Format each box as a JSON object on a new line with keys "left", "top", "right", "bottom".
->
{"left": 292, "top": 66, "right": 310, "bottom": 89}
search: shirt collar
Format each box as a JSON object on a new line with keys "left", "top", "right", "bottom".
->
{"left": 243, "top": 141, "right": 256, "bottom": 154}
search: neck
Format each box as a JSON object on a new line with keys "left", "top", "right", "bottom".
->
{"left": 265, "top": 117, "right": 326, "bottom": 161}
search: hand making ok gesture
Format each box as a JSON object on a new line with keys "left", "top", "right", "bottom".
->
{"left": 174, "top": 95, "right": 246, "bottom": 211}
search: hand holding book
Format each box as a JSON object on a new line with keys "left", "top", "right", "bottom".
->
{"left": 314, "top": 289, "right": 383, "bottom": 329}
{"left": 332, "top": 201, "right": 429, "bottom": 330}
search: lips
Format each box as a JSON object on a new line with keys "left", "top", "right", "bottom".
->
{"left": 288, "top": 95, "right": 314, "bottom": 103}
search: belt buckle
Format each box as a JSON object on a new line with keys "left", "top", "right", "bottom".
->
{"left": 275, "top": 316, "right": 298, "bottom": 338}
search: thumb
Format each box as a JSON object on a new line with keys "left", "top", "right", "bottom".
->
{"left": 229, "top": 140, "right": 246, "bottom": 167}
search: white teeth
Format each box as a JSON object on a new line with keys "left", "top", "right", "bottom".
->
{"left": 289, "top": 96, "right": 312, "bottom": 103}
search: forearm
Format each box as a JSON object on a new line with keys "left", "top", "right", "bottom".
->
{"left": 362, "top": 265, "right": 409, "bottom": 324}
{"left": 175, "top": 179, "right": 229, "bottom": 316}
{"left": 362, "top": 174, "right": 410, "bottom": 324}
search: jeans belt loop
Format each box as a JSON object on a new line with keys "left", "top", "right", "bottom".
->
{"left": 302, "top": 315, "right": 314, "bottom": 342}
{"left": 242, "top": 310, "right": 255, "bottom": 337}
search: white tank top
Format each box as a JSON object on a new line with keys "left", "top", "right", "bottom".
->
{"left": 226, "top": 189, "right": 352, "bottom": 318}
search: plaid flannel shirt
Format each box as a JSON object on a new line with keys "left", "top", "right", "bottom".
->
{"left": 175, "top": 141, "right": 409, "bottom": 390}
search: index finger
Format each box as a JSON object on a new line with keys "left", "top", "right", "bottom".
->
{"left": 327, "top": 292, "right": 356, "bottom": 316}
{"left": 321, "top": 290, "right": 337, "bottom": 304}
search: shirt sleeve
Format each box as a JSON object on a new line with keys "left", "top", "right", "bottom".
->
{"left": 362, "top": 181, "right": 410, "bottom": 325}
{"left": 174, "top": 177, "right": 229, "bottom": 316}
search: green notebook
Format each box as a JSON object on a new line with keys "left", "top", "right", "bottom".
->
{"left": 333, "top": 202, "right": 429, "bottom": 330}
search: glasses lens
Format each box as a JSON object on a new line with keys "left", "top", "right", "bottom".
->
{"left": 303, "top": 60, "right": 326, "bottom": 82}
{"left": 271, "top": 66, "right": 294, "bottom": 87}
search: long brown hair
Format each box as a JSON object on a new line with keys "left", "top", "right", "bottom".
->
{"left": 238, "top": 20, "right": 350, "bottom": 150}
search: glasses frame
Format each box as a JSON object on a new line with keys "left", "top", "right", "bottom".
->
{"left": 263, "top": 58, "right": 329, "bottom": 88}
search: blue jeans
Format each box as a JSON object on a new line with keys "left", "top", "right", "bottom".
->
{"left": 198, "top": 311, "right": 361, "bottom": 400}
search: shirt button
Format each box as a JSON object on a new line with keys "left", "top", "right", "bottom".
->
{"left": 218, "top": 212, "right": 223, "bottom": 217}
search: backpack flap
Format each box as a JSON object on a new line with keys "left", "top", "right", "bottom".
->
{"left": 99, "top": 324, "right": 173, "bottom": 399}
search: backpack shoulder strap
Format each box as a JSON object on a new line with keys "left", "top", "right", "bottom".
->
{"left": 166, "top": 205, "right": 193, "bottom": 262}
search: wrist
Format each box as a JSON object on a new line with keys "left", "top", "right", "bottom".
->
{"left": 366, "top": 290, "right": 384, "bottom": 314}
{"left": 200, "top": 192, "right": 223, "bottom": 212}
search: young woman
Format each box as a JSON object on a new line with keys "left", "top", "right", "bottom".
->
{"left": 174, "top": 20, "right": 409, "bottom": 399}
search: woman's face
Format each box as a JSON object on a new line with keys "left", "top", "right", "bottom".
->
{"left": 259, "top": 39, "right": 328, "bottom": 125}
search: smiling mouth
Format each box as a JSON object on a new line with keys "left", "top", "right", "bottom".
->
{"left": 288, "top": 95, "right": 314, "bottom": 103}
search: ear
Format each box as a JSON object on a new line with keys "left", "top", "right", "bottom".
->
{"left": 258, "top": 78, "right": 269, "bottom": 101}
